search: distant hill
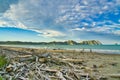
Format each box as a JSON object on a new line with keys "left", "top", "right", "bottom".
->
{"left": 79, "top": 40, "right": 102, "bottom": 45}
{"left": 0, "top": 40, "right": 102, "bottom": 45}
{"left": 65, "top": 40, "right": 77, "bottom": 45}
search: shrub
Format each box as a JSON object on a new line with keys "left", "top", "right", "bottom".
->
{"left": 0, "top": 55, "right": 7, "bottom": 68}
{"left": 0, "top": 76, "right": 3, "bottom": 80}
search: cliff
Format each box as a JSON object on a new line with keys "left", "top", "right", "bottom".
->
{"left": 79, "top": 40, "right": 102, "bottom": 45}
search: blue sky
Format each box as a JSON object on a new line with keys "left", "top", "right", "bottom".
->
{"left": 0, "top": 0, "right": 120, "bottom": 44}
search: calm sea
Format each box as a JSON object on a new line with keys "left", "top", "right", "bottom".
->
{"left": 0, "top": 44, "right": 120, "bottom": 54}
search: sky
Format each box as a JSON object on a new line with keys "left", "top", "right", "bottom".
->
{"left": 0, "top": 0, "right": 120, "bottom": 44}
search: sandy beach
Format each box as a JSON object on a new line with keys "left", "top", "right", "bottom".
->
{"left": 0, "top": 46, "right": 120, "bottom": 80}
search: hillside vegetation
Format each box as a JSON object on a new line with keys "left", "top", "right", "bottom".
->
{"left": 0, "top": 40, "right": 102, "bottom": 45}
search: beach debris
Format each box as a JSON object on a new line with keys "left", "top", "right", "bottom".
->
{"left": 99, "top": 64, "right": 105, "bottom": 68}
{"left": 93, "top": 64, "right": 97, "bottom": 68}
{"left": 40, "top": 53, "right": 51, "bottom": 58}
{"left": 109, "top": 62, "right": 118, "bottom": 66}
{"left": 0, "top": 47, "right": 118, "bottom": 80}
{"left": 108, "top": 74, "right": 120, "bottom": 78}
{"left": 62, "top": 59, "right": 84, "bottom": 64}
{"left": 6, "top": 64, "right": 13, "bottom": 72}
{"left": 97, "top": 76, "right": 108, "bottom": 80}
{"left": 39, "top": 58, "right": 48, "bottom": 63}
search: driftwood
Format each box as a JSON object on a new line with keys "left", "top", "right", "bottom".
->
{"left": 56, "top": 71, "right": 66, "bottom": 80}
{"left": 62, "top": 59, "right": 84, "bottom": 64}
{"left": 0, "top": 47, "right": 111, "bottom": 80}
{"left": 108, "top": 74, "right": 120, "bottom": 78}
{"left": 41, "top": 68, "right": 58, "bottom": 73}
{"left": 17, "top": 55, "right": 32, "bottom": 58}
{"left": 19, "top": 56, "right": 35, "bottom": 62}
{"left": 64, "top": 75, "right": 74, "bottom": 80}
{"left": 49, "top": 76, "right": 59, "bottom": 79}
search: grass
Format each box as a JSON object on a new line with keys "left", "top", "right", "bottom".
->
{"left": 0, "top": 76, "right": 4, "bottom": 80}
{"left": 0, "top": 55, "right": 7, "bottom": 68}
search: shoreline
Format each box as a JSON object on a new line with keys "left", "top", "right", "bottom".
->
{"left": 0, "top": 45, "right": 120, "bottom": 55}
{"left": 0, "top": 46, "right": 120, "bottom": 80}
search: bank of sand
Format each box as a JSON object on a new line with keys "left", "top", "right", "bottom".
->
{"left": 0, "top": 46, "right": 120, "bottom": 80}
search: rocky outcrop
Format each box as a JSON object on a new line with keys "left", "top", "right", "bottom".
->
{"left": 65, "top": 40, "right": 77, "bottom": 45}
{"left": 79, "top": 40, "right": 102, "bottom": 45}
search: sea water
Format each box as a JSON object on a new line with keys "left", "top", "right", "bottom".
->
{"left": 0, "top": 44, "right": 120, "bottom": 54}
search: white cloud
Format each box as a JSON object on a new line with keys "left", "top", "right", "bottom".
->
{"left": 56, "top": 0, "right": 120, "bottom": 26}
{"left": 92, "top": 22, "right": 96, "bottom": 27}
{"left": 0, "top": 0, "right": 72, "bottom": 37}
{"left": 0, "top": 20, "right": 7, "bottom": 26}
{"left": 71, "top": 24, "right": 120, "bottom": 36}
{"left": 118, "top": 19, "right": 120, "bottom": 23}
{"left": 90, "top": 26, "right": 112, "bottom": 33}
{"left": 103, "top": 5, "right": 108, "bottom": 10}
{"left": 0, "top": 19, "right": 27, "bottom": 29}
{"left": 56, "top": 15, "right": 69, "bottom": 23}
{"left": 37, "top": 30, "right": 66, "bottom": 38}
{"left": 71, "top": 27, "right": 85, "bottom": 31}
{"left": 113, "top": 30, "right": 120, "bottom": 35}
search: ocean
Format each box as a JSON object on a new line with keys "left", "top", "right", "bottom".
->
{"left": 0, "top": 44, "right": 120, "bottom": 54}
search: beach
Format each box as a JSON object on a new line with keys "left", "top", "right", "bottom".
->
{"left": 0, "top": 46, "right": 120, "bottom": 80}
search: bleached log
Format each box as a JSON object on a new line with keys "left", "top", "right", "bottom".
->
{"left": 62, "top": 59, "right": 84, "bottom": 63}
{"left": 108, "top": 74, "right": 120, "bottom": 78}
{"left": 72, "top": 71, "right": 80, "bottom": 79}
{"left": 56, "top": 71, "right": 66, "bottom": 80}
{"left": 17, "top": 55, "right": 32, "bottom": 58}
{"left": 41, "top": 68, "right": 58, "bottom": 73}
{"left": 36, "top": 66, "right": 51, "bottom": 80}
{"left": 79, "top": 73, "right": 90, "bottom": 76}
{"left": 64, "top": 75, "right": 74, "bottom": 80}
{"left": 19, "top": 56, "right": 35, "bottom": 62}
{"left": 49, "top": 76, "right": 59, "bottom": 79}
